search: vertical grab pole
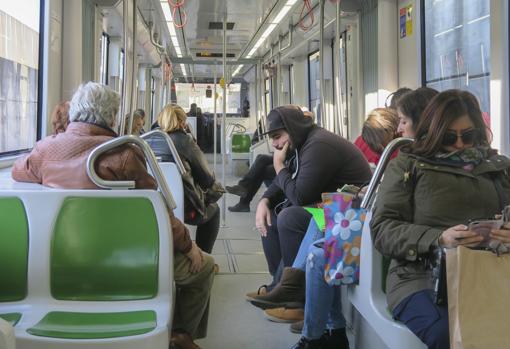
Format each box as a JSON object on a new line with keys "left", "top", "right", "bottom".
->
{"left": 319, "top": 0, "right": 326, "bottom": 130}
{"left": 254, "top": 62, "right": 258, "bottom": 140}
{"left": 334, "top": 0, "right": 344, "bottom": 137}
{"left": 119, "top": 0, "right": 129, "bottom": 136}
{"left": 127, "top": 0, "right": 137, "bottom": 135}
{"left": 213, "top": 62, "right": 218, "bottom": 173}
{"left": 221, "top": 11, "right": 227, "bottom": 226}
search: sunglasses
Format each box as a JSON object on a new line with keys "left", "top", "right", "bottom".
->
{"left": 442, "top": 128, "right": 478, "bottom": 146}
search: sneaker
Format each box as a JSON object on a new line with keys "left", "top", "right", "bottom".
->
{"left": 290, "top": 320, "right": 303, "bottom": 334}
{"left": 264, "top": 307, "right": 304, "bottom": 323}
{"left": 226, "top": 184, "right": 248, "bottom": 197}
{"left": 245, "top": 284, "right": 268, "bottom": 302}
{"left": 228, "top": 202, "right": 250, "bottom": 212}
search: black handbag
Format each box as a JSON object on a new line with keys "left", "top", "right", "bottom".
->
{"left": 181, "top": 160, "right": 224, "bottom": 225}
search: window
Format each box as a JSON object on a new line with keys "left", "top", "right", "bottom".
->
{"left": 264, "top": 78, "right": 271, "bottom": 116}
{"left": 422, "top": 0, "right": 491, "bottom": 116}
{"left": 99, "top": 33, "right": 109, "bottom": 85}
{"left": 0, "top": 1, "right": 42, "bottom": 155}
{"left": 308, "top": 51, "right": 320, "bottom": 125}
{"left": 175, "top": 83, "right": 242, "bottom": 114}
{"left": 289, "top": 65, "right": 293, "bottom": 104}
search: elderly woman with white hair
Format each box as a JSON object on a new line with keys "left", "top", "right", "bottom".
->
{"left": 12, "top": 82, "right": 215, "bottom": 349}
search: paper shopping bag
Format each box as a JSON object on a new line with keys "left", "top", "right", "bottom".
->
{"left": 446, "top": 246, "right": 510, "bottom": 349}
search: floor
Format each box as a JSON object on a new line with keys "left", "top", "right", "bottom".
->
{"left": 192, "top": 155, "right": 301, "bottom": 349}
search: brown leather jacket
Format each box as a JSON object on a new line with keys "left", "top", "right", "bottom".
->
{"left": 12, "top": 122, "right": 192, "bottom": 253}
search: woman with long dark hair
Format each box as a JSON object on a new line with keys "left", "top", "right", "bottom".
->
{"left": 371, "top": 89, "right": 510, "bottom": 349}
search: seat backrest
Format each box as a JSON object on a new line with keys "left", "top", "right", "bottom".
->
{"left": 51, "top": 197, "right": 159, "bottom": 301}
{"left": 0, "top": 197, "right": 28, "bottom": 302}
{"left": 231, "top": 134, "right": 251, "bottom": 153}
{"left": 153, "top": 162, "right": 184, "bottom": 221}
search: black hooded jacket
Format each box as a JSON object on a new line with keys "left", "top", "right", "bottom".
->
{"left": 262, "top": 106, "right": 371, "bottom": 208}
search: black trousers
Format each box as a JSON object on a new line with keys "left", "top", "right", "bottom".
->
{"left": 194, "top": 203, "right": 220, "bottom": 254}
{"left": 261, "top": 206, "right": 312, "bottom": 283}
{"left": 238, "top": 154, "right": 275, "bottom": 205}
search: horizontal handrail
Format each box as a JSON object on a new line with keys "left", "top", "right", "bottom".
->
{"left": 361, "top": 137, "right": 414, "bottom": 210}
{"left": 141, "top": 130, "right": 186, "bottom": 175}
{"left": 86, "top": 135, "right": 176, "bottom": 210}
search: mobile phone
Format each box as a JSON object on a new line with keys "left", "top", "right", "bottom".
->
{"left": 468, "top": 219, "right": 502, "bottom": 244}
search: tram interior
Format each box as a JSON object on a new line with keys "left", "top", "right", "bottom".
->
{"left": 1, "top": 0, "right": 509, "bottom": 348}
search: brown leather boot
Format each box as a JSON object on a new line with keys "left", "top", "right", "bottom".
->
{"left": 249, "top": 267, "right": 305, "bottom": 310}
{"left": 170, "top": 331, "right": 202, "bottom": 349}
{"left": 264, "top": 307, "right": 304, "bottom": 323}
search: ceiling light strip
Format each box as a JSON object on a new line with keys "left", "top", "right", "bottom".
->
{"left": 245, "top": 0, "right": 297, "bottom": 58}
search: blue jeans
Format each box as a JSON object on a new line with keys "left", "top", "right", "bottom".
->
{"left": 392, "top": 290, "right": 449, "bottom": 349}
{"left": 292, "top": 218, "right": 324, "bottom": 270}
{"left": 303, "top": 243, "right": 346, "bottom": 339}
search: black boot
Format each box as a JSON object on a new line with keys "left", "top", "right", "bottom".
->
{"left": 291, "top": 336, "right": 325, "bottom": 349}
{"left": 322, "top": 328, "right": 349, "bottom": 349}
{"left": 250, "top": 267, "right": 305, "bottom": 310}
{"left": 228, "top": 201, "right": 250, "bottom": 212}
{"left": 225, "top": 184, "right": 248, "bottom": 197}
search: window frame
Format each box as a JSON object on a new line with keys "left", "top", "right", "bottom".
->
{"left": 0, "top": 0, "right": 46, "bottom": 158}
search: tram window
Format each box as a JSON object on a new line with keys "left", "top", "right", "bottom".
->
{"left": 151, "top": 76, "right": 156, "bottom": 122}
{"left": 119, "top": 49, "right": 125, "bottom": 83}
{"left": 264, "top": 78, "right": 271, "bottom": 115}
{"left": 0, "top": 1, "right": 42, "bottom": 156}
{"left": 422, "top": 0, "right": 491, "bottom": 115}
{"left": 175, "top": 83, "right": 242, "bottom": 114}
{"left": 308, "top": 51, "right": 320, "bottom": 125}
{"left": 289, "top": 65, "right": 293, "bottom": 104}
{"left": 99, "top": 33, "right": 109, "bottom": 85}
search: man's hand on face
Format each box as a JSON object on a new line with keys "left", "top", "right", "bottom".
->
{"left": 273, "top": 142, "right": 289, "bottom": 174}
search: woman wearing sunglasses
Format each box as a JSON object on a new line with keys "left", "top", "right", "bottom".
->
{"left": 370, "top": 89, "right": 510, "bottom": 349}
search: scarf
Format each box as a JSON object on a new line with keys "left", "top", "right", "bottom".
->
{"left": 434, "top": 146, "right": 490, "bottom": 172}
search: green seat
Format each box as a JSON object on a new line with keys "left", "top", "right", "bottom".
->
{"left": 51, "top": 197, "right": 159, "bottom": 300}
{"left": 0, "top": 313, "right": 22, "bottom": 326}
{"left": 304, "top": 207, "right": 325, "bottom": 232}
{"left": 0, "top": 197, "right": 28, "bottom": 302}
{"left": 27, "top": 311, "right": 156, "bottom": 339}
{"left": 231, "top": 134, "right": 251, "bottom": 153}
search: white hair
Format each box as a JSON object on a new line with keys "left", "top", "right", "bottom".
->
{"left": 69, "top": 82, "right": 120, "bottom": 128}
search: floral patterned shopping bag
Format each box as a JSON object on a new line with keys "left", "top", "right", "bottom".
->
{"left": 322, "top": 192, "right": 367, "bottom": 286}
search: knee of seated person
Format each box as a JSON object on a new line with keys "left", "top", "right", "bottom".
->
{"left": 201, "top": 253, "right": 215, "bottom": 273}
{"left": 276, "top": 206, "right": 306, "bottom": 227}
{"left": 306, "top": 245, "right": 325, "bottom": 268}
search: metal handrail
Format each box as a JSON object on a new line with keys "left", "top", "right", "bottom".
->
{"left": 86, "top": 135, "right": 177, "bottom": 210}
{"left": 361, "top": 137, "right": 414, "bottom": 210}
{"left": 140, "top": 130, "right": 186, "bottom": 175}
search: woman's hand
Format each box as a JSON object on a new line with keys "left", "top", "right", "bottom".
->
{"left": 255, "top": 198, "right": 272, "bottom": 237}
{"left": 490, "top": 222, "right": 510, "bottom": 244}
{"left": 439, "top": 224, "right": 484, "bottom": 248}
{"left": 186, "top": 242, "right": 204, "bottom": 273}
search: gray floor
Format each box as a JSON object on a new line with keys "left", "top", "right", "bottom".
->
{"left": 191, "top": 155, "right": 301, "bottom": 348}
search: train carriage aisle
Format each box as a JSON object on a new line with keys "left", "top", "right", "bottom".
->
{"left": 191, "top": 154, "right": 300, "bottom": 348}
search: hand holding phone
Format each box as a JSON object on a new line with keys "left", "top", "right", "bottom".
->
{"left": 468, "top": 219, "right": 503, "bottom": 245}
